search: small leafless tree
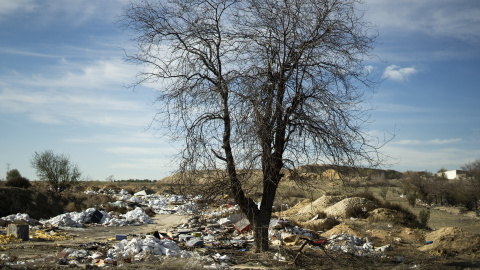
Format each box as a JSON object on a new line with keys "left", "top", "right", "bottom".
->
{"left": 121, "top": 0, "right": 384, "bottom": 251}
{"left": 31, "top": 150, "right": 81, "bottom": 192}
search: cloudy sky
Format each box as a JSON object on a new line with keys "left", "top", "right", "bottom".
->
{"left": 1, "top": 0, "right": 479, "bottom": 180}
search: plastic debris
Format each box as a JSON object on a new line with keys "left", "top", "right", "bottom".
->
{"left": 1, "top": 213, "right": 35, "bottom": 225}
{"left": 108, "top": 235, "right": 193, "bottom": 259}
{"left": 325, "top": 233, "right": 392, "bottom": 256}
{"left": 40, "top": 208, "right": 111, "bottom": 227}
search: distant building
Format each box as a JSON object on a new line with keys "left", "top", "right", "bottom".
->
{"left": 436, "top": 170, "right": 465, "bottom": 180}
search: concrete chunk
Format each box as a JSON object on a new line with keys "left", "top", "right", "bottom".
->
{"left": 7, "top": 224, "right": 29, "bottom": 241}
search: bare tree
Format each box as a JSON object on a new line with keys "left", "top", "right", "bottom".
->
{"left": 121, "top": 0, "right": 383, "bottom": 251}
{"left": 461, "top": 160, "right": 480, "bottom": 210}
{"left": 31, "top": 150, "right": 81, "bottom": 192}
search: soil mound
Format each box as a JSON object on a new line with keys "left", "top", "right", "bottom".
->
{"left": 418, "top": 227, "right": 480, "bottom": 256}
{"left": 279, "top": 199, "right": 312, "bottom": 218}
{"left": 324, "top": 197, "right": 370, "bottom": 217}
{"left": 367, "top": 208, "right": 398, "bottom": 222}
{"left": 296, "top": 195, "right": 346, "bottom": 216}
{"left": 322, "top": 223, "right": 359, "bottom": 237}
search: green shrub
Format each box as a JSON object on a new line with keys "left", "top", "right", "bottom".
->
{"left": 418, "top": 209, "right": 430, "bottom": 228}
{"left": 407, "top": 193, "right": 417, "bottom": 207}
{"left": 6, "top": 169, "right": 21, "bottom": 181}
{"left": 5, "top": 177, "right": 31, "bottom": 189}
{"left": 367, "top": 200, "right": 422, "bottom": 228}
{"left": 379, "top": 186, "right": 389, "bottom": 201}
{"left": 284, "top": 189, "right": 308, "bottom": 198}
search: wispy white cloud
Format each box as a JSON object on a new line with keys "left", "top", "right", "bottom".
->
{"left": 0, "top": 0, "right": 36, "bottom": 16}
{"left": 104, "top": 147, "right": 171, "bottom": 156}
{"left": 109, "top": 158, "right": 174, "bottom": 170}
{"left": 0, "top": 0, "right": 130, "bottom": 26}
{"left": 382, "top": 144, "right": 480, "bottom": 172}
{"left": 64, "top": 132, "right": 162, "bottom": 144}
{"left": 395, "top": 138, "right": 462, "bottom": 146}
{"left": 0, "top": 47, "right": 60, "bottom": 58}
{"left": 0, "top": 57, "right": 155, "bottom": 127}
{"left": 364, "top": 0, "right": 480, "bottom": 41}
{"left": 382, "top": 65, "right": 417, "bottom": 81}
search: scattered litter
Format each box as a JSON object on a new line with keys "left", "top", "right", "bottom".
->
{"left": 234, "top": 218, "right": 251, "bottom": 233}
{"left": 40, "top": 208, "right": 111, "bottom": 227}
{"left": 274, "top": 252, "right": 286, "bottom": 261}
{"left": 1, "top": 213, "right": 36, "bottom": 225}
{"left": 108, "top": 235, "right": 193, "bottom": 259}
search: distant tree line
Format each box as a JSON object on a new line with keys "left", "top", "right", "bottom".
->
{"left": 113, "top": 179, "right": 158, "bottom": 183}
{"left": 401, "top": 160, "right": 480, "bottom": 211}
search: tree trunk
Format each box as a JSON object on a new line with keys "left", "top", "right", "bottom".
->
{"left": 252, "top": 167, "right": 281, "bottom": 252}
{"left": 253, "top": 211, "right": 270, "bottom": 252}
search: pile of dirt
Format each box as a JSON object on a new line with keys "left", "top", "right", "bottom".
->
{"left": 324, "top": 197, "right": 371, "bottom": 217}
{"left": 278, "top": 198, "right": 312, "bottom": 218}
{"left": 296, "top": 195, "right": 346, "bottom": 216}
{"left": 418, "top": 227, "right": 480, "bottom": 256}
{"left": 367, "top": 208, "right": 398, "bottom": 222}
{"left": 322, "top": 223, "right": 360, "bottom": 237}
{"left": 399, "top": 227, "right": 424, "bottom": 244}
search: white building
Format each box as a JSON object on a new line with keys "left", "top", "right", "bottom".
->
{"left": 436, "top": 170, "right": 465, "bottom": 180}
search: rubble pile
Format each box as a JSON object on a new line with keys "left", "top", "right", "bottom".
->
{"left": 326, "top": 233, "right": 392, "bottom": 256}
{"left": 40, "top": 208, "right": 111, "bottom": 227}
{"left": 1, "top": 213, "right": 36, "bottom": 225}
{"left": 2, "top": 188, "right": 444, "bottom": 268}
{"left": 108, "top": 235, "right": 193, "bottom": 260}
{"left": 106, "top": 207, "right": 154, "bottom": 226}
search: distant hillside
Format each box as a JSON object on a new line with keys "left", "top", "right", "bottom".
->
{"left": 158, "top": 164, "right": 403, "bottom": 183}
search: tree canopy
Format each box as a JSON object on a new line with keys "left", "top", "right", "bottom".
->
{"left": 121, "top": 0, "right": 384, "bottom": 251}
{"left": 31, "top": 150, "right": 81, "bottom": 192}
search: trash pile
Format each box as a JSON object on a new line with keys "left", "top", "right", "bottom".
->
{"left": 0, "top": 234, "right": 22, "bottom": 245}
{"left": 108, "top": 235, "right": 193, "bottom": 260}
{"left": 0, "top": 190, "right": 408, "bottom": 268}
{"left": 40, "top": 208, "right": 111, "bottom": 227}
{"left": 1, "top": 213, "right": 36, "bottom": 225}
{"left": 106, "top": 207, "right": 154, "bottom": 226}
{"left": 325, "top": 233, "right": 392, "bottom": 256}
{"left": 36, "top": 207, "right": 153, "bottom": 227}
{"left": 99, "top": 189, "right": 202, "bottom": 215}
{"left": 30, "top": 229, "right": 74, "bottom": 241}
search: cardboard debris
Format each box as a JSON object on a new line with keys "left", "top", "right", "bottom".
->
{"left": 234, "top": 218, "right": 251, "bottom": 233}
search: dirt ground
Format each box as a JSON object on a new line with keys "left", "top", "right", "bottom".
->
{"left": 1, "top": 182, "right": 480, "bottom": 269}
{"left": 0, "top": 214, "right": 188, "bottom": 269}
{"left": 2, "top": 208, "right": 480, "bottom": 269}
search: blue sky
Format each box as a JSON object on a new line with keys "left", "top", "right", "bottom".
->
{"left": 1, "top": 0, "right": 479, "bottom": 181}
